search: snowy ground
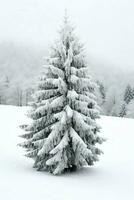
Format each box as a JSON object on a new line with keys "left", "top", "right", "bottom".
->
{"left": 0, "top": 105, "right": 134, "bottom": 200}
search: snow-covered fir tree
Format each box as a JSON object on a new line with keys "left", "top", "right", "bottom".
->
{"left": 119, "top": 102, "right": 127, "bottom": 117}
{"left": 132, "top": 87, "right": 134, "bottom": 99}
{"left": 124, "top": 84, "right": 133, "bottom": 104}
{"left": 126, "top": 99, "right": 134, "bottom": 118}
{"left": 19, "top": 16, "right": 104, "bottom": 175}
{"left": 95, "top": 81, "right": 106, "bottom": 115}
{"left": 97, "top": 81, "right": 106, "bottom": 105}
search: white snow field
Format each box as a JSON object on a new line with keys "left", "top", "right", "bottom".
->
{"left": 0, "top": 105, "right": 134, "bottom": 200}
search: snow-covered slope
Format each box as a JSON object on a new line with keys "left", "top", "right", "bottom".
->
{"left": 0, "top": 105, "right": 134, "bottom": 200}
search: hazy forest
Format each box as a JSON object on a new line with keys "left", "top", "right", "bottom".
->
{"left": 0, "top": 42, "right": 134, "bottom": 118}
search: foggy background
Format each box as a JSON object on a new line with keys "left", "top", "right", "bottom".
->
{"left": 0, "top": 0, "right": 134, "bottom": 117}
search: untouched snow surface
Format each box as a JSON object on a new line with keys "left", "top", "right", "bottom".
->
{"left": 0, "top": 105, "right": 134, "bottom": 200}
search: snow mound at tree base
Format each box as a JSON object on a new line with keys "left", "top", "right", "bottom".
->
{"left": 0, "top": 105, "right": 134, "bottom": 200}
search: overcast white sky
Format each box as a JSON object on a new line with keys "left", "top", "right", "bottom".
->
{"left": 0, "top": 0, "right": 134, "bottom": 70}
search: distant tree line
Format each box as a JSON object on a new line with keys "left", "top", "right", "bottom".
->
{"left": 96, "top": 81, "right": 134, "bottom": 118}
{"left": 1, "top": 74, "right": 134, "bottom": 119}
{"left": 0, "top": 75, "right": 34, "bottom": 106}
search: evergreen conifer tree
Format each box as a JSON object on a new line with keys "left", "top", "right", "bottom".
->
{"left": 97, "top": 81, "right": 106, "bottom": 104}
{"left": 124, "top": 85, "right": 133, "bottom": 104}
{"left": 19, "top": 16, "right": 104, "bottom": 175}
{"left": 126, "top": 99, "right": 134, "bottom": 118}
{"left": 119, "top": 103, "right": 127, "bottom": 117}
